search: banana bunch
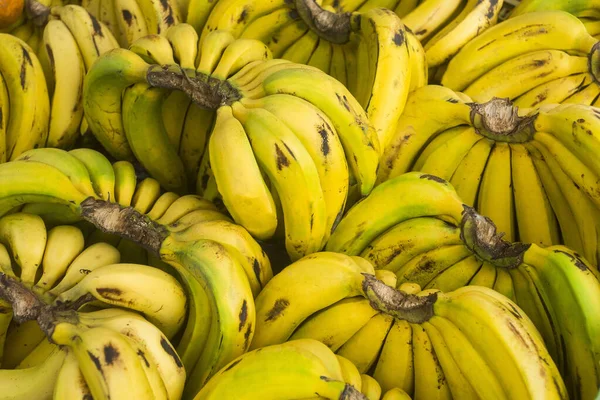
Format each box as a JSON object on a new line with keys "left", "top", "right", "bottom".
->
{"left": 441, "top": 10, "right": 600, "bottom": 107}
{"left": 3, "top": 0, "right": 119, "bottom": 154}
{"left": 251, "top": 251, "right": 567, "bottom": 398}
{"left": 509, "top": 0, "right": 600, "bottom": 18}
{"left": 0, "top": 147, "right": 275, "bottom": 396}
{"left": 81, "top": 0, "right": 180, "bottom": 47}
{"left": 377, "top": 85, "right": 600, "bottom": 267}
{"left": 327, "top": 171, "right": 600, "bottom": 398}
{"left": 84, "top": 29, "right": 380, "bottom": 260}
{"left": 198, "top": 1, "right": 424, "bottom": 150}
{"left": 0, "top": 306, "right": 184, "bottom": 399}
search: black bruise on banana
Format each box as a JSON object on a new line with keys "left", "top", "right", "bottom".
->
{"left": 103, "top": 344, "right": 120, "bottom": 365}
{"left": 137, "top": 349, "right": 151, "bottom": 367}
{"left": 20, "top": 46, "right": 33, "bottom": 90}
{"left": 335, "top": 93, "right": 351, "bottom": 112}
{"left": 89, "top": 12, "right": 104, "bottom": 37}
{"left": 264, "top": 298, "right": 290, "bottom": 322}
{"left": 486, "top": 0, "right": 499, "bottom": 19}
{"left": 252, "top": 259, "right": 262, "bottom": 286}
{"left": 274, "top": 144, "right": 290, "bottom": 170}
{"left": 121, "top": 10, "right": 133, "bottom": 26}
{"left": 160, "top": 336, "right": 184, "bottom": 368}
{"left": 223, "top": 358, "right": 242, "bottom": 372}
{"left": 419, "top": 174, "right": 448, "bottom": 184}
{"left": 88, "top": 350, "right": 104, "bottom": 374}
{"left": 159, "top": 0, "right": 176, "bottom": 26}
{"left": 393, "top": 30, "right": 405, "bottom": 46}
{"left": 237, "top": 6, "right": 250, "bottom": 23}
{"left": 239, "top": 300, "right": 248, "bottom": 331}
{"left": 554, "top": 249, "right": 588, "bottom": 271}
{"left": 318, "top": 126, "right": 331, "bottom": 156}
{"left": 96, "top": 287, "right": 123, "bottom": 301}
{"left": 243, "top": 323, "right": 252, "bottom": 350}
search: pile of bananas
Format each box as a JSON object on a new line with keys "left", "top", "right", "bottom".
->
{"left": 1, "top": 0, "right": 600, "bottom": 399}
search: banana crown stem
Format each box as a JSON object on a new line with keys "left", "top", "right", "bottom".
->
{"left": 469, "top": 97, "right": 536, "bottom": 143}
{"left": 0, "top": 273, "right": 78, "bottom": 341}
{"left": 294, "top": 0, "right": 352, "bottom": 44}
{"left": 361, "top": 273, "right": 436, "bottom": 323}
{"left": 80, "top": 197, "right": 168, "bottom": 255}
{"left": 24, "top": 0, "right": 50, "bottom": 26}
{"left": 460, "top": 205, "right": 530, "bottom": 269}
{"left": 146, "top": 65, "right": 241, "bottom": 110}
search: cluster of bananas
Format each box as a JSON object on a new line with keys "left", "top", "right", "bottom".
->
{"left": 378, "top": 85, "right": 600, "bottom": 269}
{"left": 326, "top": 171, "right": 600, "bottom": 399}
{"left": 441, "top": 9, "right": 600, "bottom": 107}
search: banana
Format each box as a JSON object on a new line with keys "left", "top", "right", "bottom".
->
{"left": 327, "top": 172, "right": 465, "bottom": 256}
{"left": 36, "top": 225, "right": 85, "bottom": 290}
{"left": 199, "top": 0, "right": 286, "bottom": 45}
{"left": 196, "top": 30, "right": 236, "bottom": 74}
{"left": 82, "top": 48, "right": 149, "bottom": 161}
{"left": 122, "top": 82, "right": 188, "bottom": 193}
{"left": 377, "top": 86, "right": 471, "bottom": 183}
{"left": 251, "top": 66, "right": 380, "bottom": 195}
{"left": 77, "top": 308, "right": 186, "bottom": 400}
{"left": 395, "top": 244, "right": 472, "bottom": 287}
{"left": 241, "top": 94, "right": 349, "bottom": 245}
{"left": 359, "top": 216, "right": 463, "bottom": 273}
{"left": 39, "top": 19, "right": 86, "bottom": 149}
{"left": 69, "top": 148, "right": 116, "bottom": 201}
{"left": 240, "top": 7, "right": 299, "bottom": 43}
{"left": 167, "top": 208, "right": 232, "bottom": 233}
{"left": 162, "top": 90, "right": 189, "bottom": 152}
{"left": 289, "top": 297, "right": 379, "bottom": 351}
{"left": 54, "top": 263, "right": 187, "bottom": 338}
{"left": 524, "top": 142, "right": 584, "bottom": 253}
{"left": 405, "top": 26, "right": 428, "bottom": 93}
{"left": 336, "top": 354, "right": 362, "bottom": 390}
{"left": 165, "top": 23, "right": 198, "bottom": 69}
{"left": 307, "top": 38, "right": 333, "bottom": 73}
{"left": 510, "top": 143, "right": 560, "bottom": 246}
{"left": 355, "top": 8, "right": 412, "bottom": 150}
{"left": 160, "top": 238, "right": 255, "bottom": 394}
{"left": 361, "top": 374, "right": 382, "bottom": 400}
{"left": 208, "top": 105, "right": 278, "bottom": 240}
{"left": 476, "top": 143, "right": 515, "bottom": 242}
{"left": 2, "top": 319, "right": 46, "bottom": 369}
{"left": 178, "top": 104, "right": 214, "bottom": 188}
{"left": 0, "top": 34, "right": 49, "bottom": 160}
{"left": 194, "top": 339, "right": 361, "bottom": 400}
{"left": 448, "top": 137, "right": 494, "bottom": 207}
{"left": 424, "top": 254, "right": 483, "bottom": 292}
{"left": 185, "top": 0, "right": 217, "bottom": 33}
{"left": 510, "top": 0, "right": 600, "bottom": 17}
{"left": 464, "top": 50, "right": 589, "bottom": 102}
{"left": 0, "top": 344, "right": 66, "bottom": 400}
{"left": 51, "top": 323, "right": 155, "bottom": 400}
{"left": 146, "top": 191, "right": 180, "bottom": 221}
{"left": 382, "top": 388, "right": 412, "bottom": 400}
{"left": 402, "top": 0, "right": 463, "bottom": 41}
{"left": 411, "top": 125, "right": 467, "bottom": 171}
{"left": 336, "top": 312, "right": 395, "bottom": 374}
{"left": 0, "top": 297, "right": 11, "bottom": 366}
{"left": 264, "top": 19, "right": 309, "bottom": 59}
{"left": 212, "top": 39, "right": 272, "bottom": 79}
{"left": 134, "top": 0, "right": 179, "bottom": 36}
{"left": 329, "top": 43, "right": 347, "bottom": 87}
{"left": 129, "top": 34, "right": 176, "bottom": 65}
{"left": 513, "top": 73, "right": 593, "bottom": 108}
{"left": 281, "top": 30, "right": 320, "bottom": 65}
{"left": 410, "top": 322, "right": 452, "bottom": 399}
{"left": 251, "top": 252, "right": 367, "bottom": 349}
{"left": 131, "top": 177, "right": 162, "bottom": 214}
{"left": 52, "top": 5, "right": 119, "bottom": 70}
{"left": 157, "top": 194, "right": 217, "bottom": 225}
{"left": 0, "top": 213, "right": 47, "bottom": 284}
{"left": 424, "top": 0, "right": 502, "bottom": 68}
{"left": 53, "top": 350, "right": 93, "bottom": 399}
{"left": 112, "top": 160, "right": 137, "bottom": 207}
{"left": 442, "top": 10, "right": 597, "bottom": 91}
{"left": 15, "top": 148, "right": 96, "bottom": 198}
{"left": 563, "top": 80, "right": 600, "bottom": 105}
{"left": 232, "top": 103, "right": 327, "bottom": 259}
{"left": 114, "top": 0, "right": 149, "bottom": 47}
{"left": 171, "top": 218, "right": 273, "bottom": 295}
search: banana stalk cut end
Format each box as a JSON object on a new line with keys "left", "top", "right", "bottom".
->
{"left": 469, "top": 97, "right": 536, "bottom": 142}
{"left": 460, "top": 204, "right": 530, "bottom": 269}
{"left": 361, "top": 273, "right": 436, "bottom": 324}
{"left": 294, "top": 0, "right": 353, "bottom": 44}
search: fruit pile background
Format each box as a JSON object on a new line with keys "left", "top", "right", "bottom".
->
{"left": 0, "top": 0, "right": 600, "bottom": 399}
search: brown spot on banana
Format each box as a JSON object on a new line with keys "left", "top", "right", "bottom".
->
{"left": 20, "top": 46, "right": 32, "bottom": 89}
{"left": 265, "top": 298, "right": 290, "bottom": 322}
{"left": 121, "top": 10, "right": 133, "bottom": 26}
{"left": 160, "top": 336, "right": 184, "bottom": 368}
{"left": 239, "top": 299, "right": 248, "bottom": 331}
{"left": 274, "top": 144, "right": 290, "bottom": 170}
{"left": 103, "top": 344, "right": 120, "bottom": 365}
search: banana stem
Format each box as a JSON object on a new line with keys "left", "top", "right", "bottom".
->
{"left": 361, "top": 274, "right": 436, "bottom": 323}
{"left": 80, "top": 197, "right": 168, "bottom": 255}
{"left": 460, "top": 205, "right": 530, "bottom": 269}
{"left": 469, "top": 97, "right": 536, "bottom": 143}
{"left": 294, "top": 0, "right": 352, "bottom": 44}
{"left": 146, "top": 65, "right": 242, "bottom": 110}
{"left": 341, "top": 382, "right": 368, "bottom": 399}
{"left": 24, "top": 0, "right": 51, "bottom": 26}
{"left": 0, "top": 273, "right": 77, "bottom": 338}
